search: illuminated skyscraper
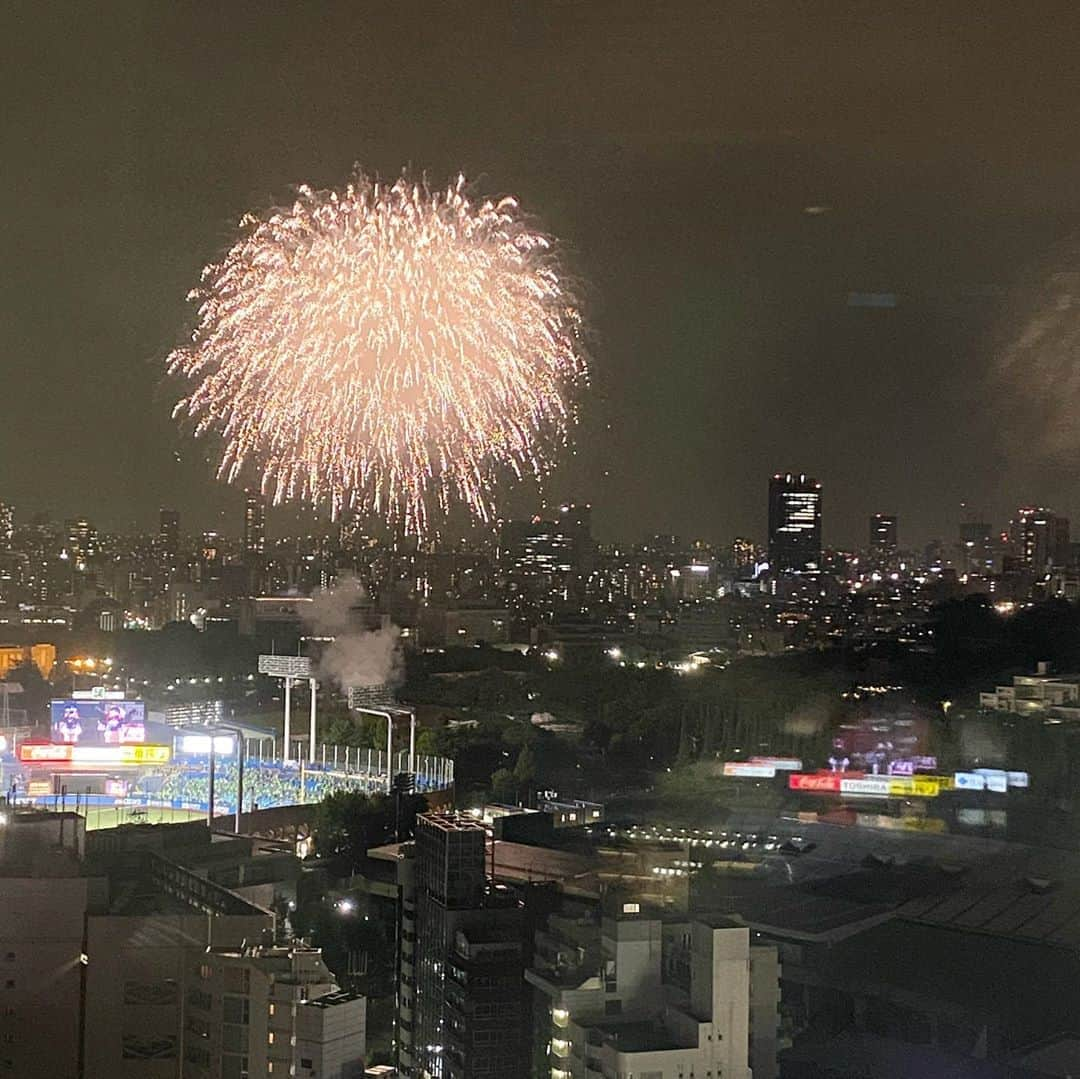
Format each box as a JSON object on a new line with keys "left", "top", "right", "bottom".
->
{"left": 499, "top": 502, "right": 592, "bottom": 625}
{"left": 869, "top": 513, "right": 898, "bottom": 554}
{"left": 65, "top": 517, "right": 97, "bottom": 567}
{"left": 242, "top": 489, "right": 266, "bottom": 560}
{"left": 732, "top": 536, "right": 756, "bottom": 570}
{"left": 158, "top": 508, "right": 180, "bottom": 560}
{"left": 1012, "top": 507, "right": 1070, "bottom": 572}
{"left": 767, "top": 473, "right": 822, "bottom": 573}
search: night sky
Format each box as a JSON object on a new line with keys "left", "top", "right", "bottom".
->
{"left": 7, "top": 2, "right": 1080, "bottom": 547}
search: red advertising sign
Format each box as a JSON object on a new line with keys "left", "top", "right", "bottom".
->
{"left": 789, "top": 773, "right": 842, "bottom": 792}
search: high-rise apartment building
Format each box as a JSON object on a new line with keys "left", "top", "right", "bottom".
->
{"left": 397, "top": 813, "right": 526, "bottom": 1079}
{"left": 768, "top": 473, "right": 822, "bottom": 573}
{"left": 64, "top": 517, "right": 97, "bottom": 567}
{"left": 869, "top": 513, "right": 898, "bottom": 555}
{"left": 243, "top": 489, "right": 267, "bottom": 561}
{"left": 1012, "top": 507, "right": 1070, "bottom": 573}
{"left": 159, "top": 508, "right": 180, "bottom": 561}
{"left": 499, "top": 503, "right": 593, "bottom": 628}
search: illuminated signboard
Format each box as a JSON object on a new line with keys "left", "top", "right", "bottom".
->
{"left": 51, "top": 699, "right": 146, "bottom": 746}
{"left": 886, "top": 756, "right": 938, "bottom": 777}
{"left": 889, "top": 777, "right": 941, "bottom": 798}
{"left": 18, "top": 743, "right": 171, "bottom": 766}
{"left": 790, "top": 772, "right": 947, "bottom": 797}
{"left": 954, "top": 771, "right": 986, "bottom": 791}
{"left": 840, "top": 776, "right": 892, "bottom": 797}
{"left": 749, "top": 756, "right": 803, "bottom": 771}
{"left": 789, "top": 773, "right": 842, "bottom": 792}
{"left": 723, "top": 762, "right": 776, "bottom": 778}
{"left": 973, "top": 768, "right": 1031, "bottom": 791}
{"left": 974, "top": 768, "right": 1008, "bottom": 793}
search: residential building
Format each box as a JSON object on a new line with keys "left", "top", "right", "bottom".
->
{"left": 185, "top": 944, "right": 365, "bottom": 1079}
{"left": 1012, "top": 507, "right": 1070, "bottom": 573}
{"left": 979, "top": 667, "right": 1080, "bottom": 718}
{"left": 394, "top": 813, "right": 527, "bottom": 1079}
{"left": 527, "top": 904, "right": 777, "bottom": 1079}
{"left": 244, "top": 490, "right": 267, "bottom": 562}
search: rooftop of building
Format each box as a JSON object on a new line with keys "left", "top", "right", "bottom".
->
{"left": 781, "top": 1031, "right": 1012, "bottom": 1078}
{"left": 417, "top": 811, "right": 487, "bottom": 834}
{"left": 591, "top": 1018, "right": 695, "bottom": 1054}
{"left": 369, "top": 836, "right": 594, "bottom": 890}
{"left": 817, "top": 920, "right": 1080, "bottom": 1050}
{"left": 301, "top": 989, "right": 363, "bottom": 1009}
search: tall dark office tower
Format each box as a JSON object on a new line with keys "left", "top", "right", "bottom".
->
{"left": 242, "top": 489, "right": 266, "bottom": 559}
{"left": 869, "top": 513, "right": 898, "bottom": 554}
{"left": 158, "top": 508, "right": 180, "bottom": 560}
{"left": 768, "top": 473, "right": 822, "bottom": 572}
{"left": 1012, "top": 507, "right": 1070, "bottom": 572}
{"left": 403, "top": 813, "right": 526, "bottom": 1079}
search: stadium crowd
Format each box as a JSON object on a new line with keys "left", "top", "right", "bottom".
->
{"left": 143, "top": 758, "right": 385, "bottom": 811}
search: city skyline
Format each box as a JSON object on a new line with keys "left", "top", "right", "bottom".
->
{"left": 8, "top": 5, "right": 1080, "bottom": 545}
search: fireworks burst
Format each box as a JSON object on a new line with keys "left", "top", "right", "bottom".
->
{"left": 168, "top": 172, "right": 585, "bottom": 534}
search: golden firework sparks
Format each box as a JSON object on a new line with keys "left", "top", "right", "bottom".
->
{"left": 169, "top": 172, "right": 586, "bottom": 535}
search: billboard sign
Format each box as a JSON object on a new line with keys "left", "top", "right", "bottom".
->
{"left": 749, "top": 756, "right": 803, "bottom": 771}
{"left": 723, "top": 762, "right": 776, "bottom": 778}
{"left": 885, "top": 756, "right": 938, "bottom": 777}
{"left": 789, "top": 773, "right": 842, "bottom": 792}
{"left": 18, "top": 743, "right": 170, "bottom": 766}
{"left": 840, "top": 776, "right": 892, "bottom": 797}
{"left": 954, "top": 771, "right": 987, "bottom": 791}
{"left": 828, "top": 715, "right": 930, "bottom": 775}
{"left": 51, "top": 699, "right": 146, "bottom": 746}
{"left": 1006, "top": 771, "right": 1030, "bottom": 788}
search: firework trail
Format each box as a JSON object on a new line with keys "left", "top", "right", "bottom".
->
{"left": 169, "top": 172, "right": 585, "bottom": 535}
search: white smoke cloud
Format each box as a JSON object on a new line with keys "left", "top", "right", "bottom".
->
{"left": 303, "top": 575, "right": 403, "bottom": 691}
{"left": 783, "top": 696, "right": 832, "bottom": 737}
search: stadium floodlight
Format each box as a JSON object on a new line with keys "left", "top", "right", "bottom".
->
{"left": 347, "top": 682, "right": 395, "bottom": 710}
{"left": 258, "top": 655, "right": 317, "bottom": 763}
{"left": 351, "top": 705, "right": 416, "bottom": 794}
{"left": 257, "top": 655, "right": 312, "bottom": 679}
